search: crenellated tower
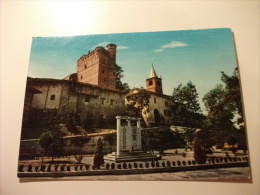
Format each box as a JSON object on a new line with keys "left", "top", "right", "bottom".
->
{"left": 76, "top": 43, "right": 117, "bottom": 90}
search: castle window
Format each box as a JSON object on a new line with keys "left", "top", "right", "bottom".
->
{"left": 168, "top": 111, "right": 171, "bottom": 116}
{"left": 110, "top": 99, "right": 114, "bottom": 106}
{"left": 81, "top": 76, "right": 83, "bottom": 79}
{"left": 101, "top": 98, "right": 105, "bottom": 105}
{"left": 154, "top": 98, "right": 156, "bottom": 104}
{"left": 164, "top": 110, "right": 168, "bottom": 116}
{"left": 165, "top": 101, "right": 168, "bottom": 106}
{"left": 85, "top": 96, "right": 90, "bottom": 103}
{"left": 85, "top": 64, "right": 87, "bottom": 69}
{"left": 50, "top": 95, "right": 55, "bottom": 100}
{"left": 149, "top": 80, "right": 153, "bottom": 86}
{"left": 156, "top": 81, "right": 161, "bottom": 86}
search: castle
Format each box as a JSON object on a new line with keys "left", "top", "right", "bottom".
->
{"left": 23, "top": 43, "right": 174, "bottom": 130}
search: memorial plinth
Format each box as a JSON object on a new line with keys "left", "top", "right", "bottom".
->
{"left": 104, "top": 116, "right": 160, "bottom": 162}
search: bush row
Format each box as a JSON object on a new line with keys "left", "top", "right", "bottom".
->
{"left": 18, "top": 156, "right": 248, "bottom": 172}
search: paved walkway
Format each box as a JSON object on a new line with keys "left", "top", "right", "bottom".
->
{"left": 60, "top": 167, "right": 250, "bottom": 181}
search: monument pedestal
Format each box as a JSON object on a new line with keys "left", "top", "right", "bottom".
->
{"left": 104, "top": 151, "right": 161, "bottom": 163}
{"left": 104, "top": 116, "right": 161, "bottom": 162}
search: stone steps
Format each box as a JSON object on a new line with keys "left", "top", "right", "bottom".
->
{"left": 104, "top": 151, "right": 161, "bottom": 162}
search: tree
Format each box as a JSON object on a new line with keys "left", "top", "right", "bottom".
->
{"left": 221, "top": 68, "right": 244, "bottom": 129}
{"left": 93, "top": 137, "right": 104, "bottom": 169}
{"left": 115, "top": 64, "right": 130, "bottom": 92}
{"left": 203, "top": 84, "right": 235, "bottom": 131}
{"left": 142, "top": 127, "right": 185, "bottom": 155}
{"left": 172, "top": 81, "right": 205, "bottom": 128}
{"left": 125, "top": 87, "right": 151, "bottom": 126}
{"left": 39, "top": 124, "right": 65, "bottom": 162}
{"left": 203, "top": 68, "right": 244, "bottom": 131}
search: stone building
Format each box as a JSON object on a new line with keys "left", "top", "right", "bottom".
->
{"left": 126, "top": 65, "right": 174, "bottom": 126}
{"left": 24, "top": 43, "right": 175, "bottom": 129}
{"left": 24, "top": 43, "right": 126, "bottom": 129}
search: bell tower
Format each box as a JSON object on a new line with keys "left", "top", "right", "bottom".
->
{"left": 146, "top": 65, "right": 163, "bottom": 94}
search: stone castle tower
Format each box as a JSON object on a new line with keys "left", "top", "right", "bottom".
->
{"left": 146, "top": 65, "right": 163, "bottom": 94}
{"left": 77, "top": 43, "right": 117, "bottom": 90}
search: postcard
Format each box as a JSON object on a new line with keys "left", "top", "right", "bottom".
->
{"left": 18, "top": 28, "right": 250, "bottom": 181}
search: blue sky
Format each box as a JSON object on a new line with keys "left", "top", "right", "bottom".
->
{"left": 28, "top": 28, "right": 238, "bottom": 111}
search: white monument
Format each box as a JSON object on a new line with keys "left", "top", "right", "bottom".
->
{"left": 104, "top": 116, "right": 160, "bottom": 162}
{"left": 116, "top": 116, "right": 142, "bottom": 155}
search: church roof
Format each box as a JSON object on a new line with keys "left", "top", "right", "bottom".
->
{"left": 149, "top": 65, "right": 158, "bottom": 78}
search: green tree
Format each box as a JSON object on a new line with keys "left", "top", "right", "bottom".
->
{"left": 172, "top": 81, "right": 205, "bottom": 128}
{"left": 203, "top": 84, "right": 235, "bottom": 131}
{"left": 115, "top": 64, "right": 130, "bottom": 92}
{"left": 39, "top": 124, "right": 65, "bottom": 162}
{"left": 142, "top": 127, "right": 185, "bottom": 155}
{"left": 221, "top": 68, "right": 244, "bottom": 129}
{"left": 126, "top": 87, "right": 151, "bottom": 126}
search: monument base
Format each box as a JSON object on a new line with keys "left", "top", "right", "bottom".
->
{"left": 104, "top": 151, "right": 161, "bottom": 163}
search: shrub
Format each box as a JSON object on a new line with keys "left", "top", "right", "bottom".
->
{"left": 145, "top": 162, "right": 149, "bottom": 168}
{"left": 123, "top": 162, "right": 127, "bottom": 169}
{"left": 117, "top": 164, "right": 121, "bottom": 169}
{"left": 111, "top": 163, "right": 115, "bottom": 169}
{"left": 166, "top": 161, "right": 171, "bottom": 167}
{"left": 134, "top": 162, "right": 138, "bottom": 168}
{"left": 35, "top": 166, "right": 39, "bottom": 172}
{"left": 105, "top": 163, "right": 110, "bottom": 169}
{"left": 28, "top": 164, "right": 32, "bottom": 172}
{"left": 182, "top": 161, "right": 186, "bottom": 166}
{"left": 162, "top": 161, "right": 165, "bottom": 167}
{"left": 128, "top": 163, "right": 132, "bottom": 169}
{"left": 85, "top": 164, "right": 90, "bottom": 170}
{"left": 155, "top": 161, "right": 160, "bottom": 167}
{"left": 18, "top": 164, "right": 24, "bottom": 172}
{"left": 60, "top": 165, "right": 65, "bottom": 171}
{"left": 54, "top": 164, "right": 59, "bottom": 171}
{"left": 41, "top": 164, "right": 46, "bottom": 172}
{"left": 66, "top": 165, "right": 71, "bottom": 171}
{"left": 151, "top": 162, "right": 155, "bottom": 168}
{"left": 177, "top": 161, "right": 181, "bottom": 166}
{"left": 172, "top": 161, "right": 176, "bottom": 166}
{"left": 188, "top": 160, "right": 191, "bottom": 165}
{"left": 139, "top": 163, "right": 143, "bottom": 168}
{"left": 74, "top": 165, "right": 78, "bottom": 171}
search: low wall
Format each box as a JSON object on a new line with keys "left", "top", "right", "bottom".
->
{"left": 18, "top": 157, "right": 249, "bottom": 178}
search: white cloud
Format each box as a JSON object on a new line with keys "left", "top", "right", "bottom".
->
{"left": 117, "top": 46, "right": 129, "bottom": 50}
{"left": 154, "top": 41, "right": 188, "bottom": 53}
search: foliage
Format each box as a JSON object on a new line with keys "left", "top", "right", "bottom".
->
{"left": 39, "top": 121, "right": 65, "bottom": 162}
{"left": 126, "top": 87, "right": 151, "bottom": 126}
{"left": 227, "top": 135, "right": 238, "bottom": 147}
{"left": 70, "top": 134, "right": 90, "bottom": 163}
{"left": 115, "top": 64, "right": 130, "bottom": 92}
{"left": 203, "top": 84, "right": 235, "bottom": 131}
{"left": 221, "top": 68, "right": 244, "bottom": 129}
{"left": 93, "top": 137, "right": 104, "bottom": 169}
{"left": 203, "top": 68, "right": 244, "bottom": 131}
{"left": 142, "top": 127, "right": 185, "bottom": 155}
{"left": 172, "top": 81, "right": 205, "bottom": 128}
